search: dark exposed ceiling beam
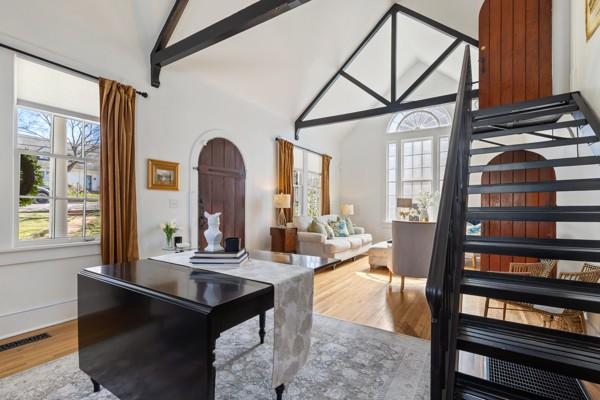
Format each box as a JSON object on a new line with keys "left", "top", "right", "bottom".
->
{"left": 151, "top": 0, "right": 189, "bottom": 87}
{"left": 151, "top": 0, "right": 312, "bottom": 87}
{"left": 296, "top": 90, "right": 480, "bottom": 131}
{"left": 340, "top": 71, "right": 390, "bottom": 106}
{"left": 294, "top": 4, "right": 479, "bottom": 139}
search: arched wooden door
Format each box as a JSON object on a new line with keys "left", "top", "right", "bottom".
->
{"left": 479, "top": 0, "right": 552, "bottom": 109}
{"left": 480, "top": 150, "right": 556, "bottom": 272}
{"left": 198, "top": 138, "right": 246, "bottom": 249}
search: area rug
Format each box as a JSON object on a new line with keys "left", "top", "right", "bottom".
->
{"left": 0, "top": 314, "right": 430, "bottom": 400}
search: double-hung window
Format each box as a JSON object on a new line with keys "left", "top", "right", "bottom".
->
{"left": 292, "top": 147, "right": 322, "bottom": 217}
{"left": 15, "top": 57, "right": 100, "bottom": 245}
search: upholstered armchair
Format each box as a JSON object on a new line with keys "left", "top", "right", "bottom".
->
{"left": 390, "top": 220, "right": 436, "bottom": 291}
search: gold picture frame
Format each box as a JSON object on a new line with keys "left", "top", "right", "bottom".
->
{"left": 147, "top": 159, "right": 179, "bottom": 191}
{"left": 587, "top": 0, "right": 600, "bottom": 40}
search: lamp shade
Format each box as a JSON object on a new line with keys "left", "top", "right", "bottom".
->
{"left": 397, "top": 198, "right": 413, "bottom": 208}
{"left": 341, "top": 204, "right": 354, "bottom": 216}
{"left": 273, "top": 193, "right": 291, "bottom": 209}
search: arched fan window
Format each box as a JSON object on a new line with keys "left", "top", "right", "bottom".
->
{"left": 388, "top": 106, "right": 451, "bottom": 133}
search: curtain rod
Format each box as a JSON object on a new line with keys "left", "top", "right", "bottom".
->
{"left": 0, "top": 42, "right": 149, "bottom": 98}
{"left": 276, "top": 137, "right": 329, "bottom": 158}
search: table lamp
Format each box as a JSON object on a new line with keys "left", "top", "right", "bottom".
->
{"left": 341, "top": 204, "right": 354, "bottom": 216}
{"left": 397, "top": 198, "right": 412, "bottom": 220}
{"left": 274, "top": 193, "right": 291, "bottom": 227}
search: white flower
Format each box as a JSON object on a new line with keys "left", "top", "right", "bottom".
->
{"left": 160, "top": 223, "right": 166, "bottom": 230}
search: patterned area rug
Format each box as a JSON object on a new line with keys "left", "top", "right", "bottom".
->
{"left": 0, "top": 314, "right": 430, "bottom": 400}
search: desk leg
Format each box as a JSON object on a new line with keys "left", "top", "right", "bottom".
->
{"left": 204, "top": 335, "right": 217, "bottom": 400}
{"left": 259, "top": 312, "right": 266, "bottom": 344}
{"left": 91, "top": 378, "right": 100, "bottom": 393}
{"left": 275, "top": 384, "right": 285, "bottom": 400}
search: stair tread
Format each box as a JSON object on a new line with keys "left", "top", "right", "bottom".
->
{"left": 468, "top": 178, "right": 600, "bottom": 194}
{"left": 472, "top": 104, "right": 579, "bottom": 128}
{"left": 454, "top": 372, "right": 556, "bottom": 400}
{"left": 469, "top": 156, "right": 600, "bottom": 173}
{"left": 472, "top": 93, "right": 574, "bottom": 120}
{"left": 470, "top": 135, "right": 598, "bottom": 155}
{"left": 457, "top": 314, "right": 600, "bottom": 384}
{"left": 472, "top": 119, "right": 586, "bottom": 139}
{"left": 463, "top": 235, "right": 600, "bottom": 262}
{"left": 461, "top": 269, "right": 600, "bottom": 313}
{"left": 466, "top": 206, "right": 600, "bottom": 221}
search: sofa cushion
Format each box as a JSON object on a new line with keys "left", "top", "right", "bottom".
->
{"left": 324, "top": 238, "right": 352, "bottom": 254}
{"left": 350, "top": 233, "right": 373, "bottom": 246}
{"left": 307, "top": 218, "right": 327, "bottom": 236}
{"left": 343, "top": 216, "right": 356, "bottom": 234}
{"left": 297, "top": 231, "right": 326, "bottom": 244}
{"left": 347, "top": 236, "right": 363, "bottom": 249}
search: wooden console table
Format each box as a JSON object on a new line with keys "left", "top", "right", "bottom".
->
{"left": 270, "top": 226, "right": 297, "bottom": 253}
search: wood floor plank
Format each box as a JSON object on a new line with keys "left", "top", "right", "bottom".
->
{"left": 1, "top": 256, "right": 599, "bottom": 398}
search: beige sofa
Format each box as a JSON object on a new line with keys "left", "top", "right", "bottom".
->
{"left": 294, "top": 215, "right": 373, "bottom": 261}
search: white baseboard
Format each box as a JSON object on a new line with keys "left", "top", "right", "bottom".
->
{"left": 0, "top": 299, "right": 76, "bottom": 340}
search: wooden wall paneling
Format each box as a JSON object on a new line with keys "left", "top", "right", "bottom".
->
{"left": 513, "top": 0, "right": 527, "bottom": 103}
{"left": 500, "top": 151, "right": 514, "bottom": 271}
{"left": 479, "top": 0, "right": 552, "bottom": 108}
{"left": 512, "top": 151, "right": 527, "bottom": 263}
{"left": 479, "top": 1, "right": 491, "bottom": 108}
{"left": 539, "top": 0, "right": 553, "bottom": 98}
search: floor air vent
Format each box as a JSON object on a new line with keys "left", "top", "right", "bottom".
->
{"left": 0, "top": 333, "right": 51, "bottom": 352}
{"left": 486, "top": 357, "right": 589, "bottom": 400}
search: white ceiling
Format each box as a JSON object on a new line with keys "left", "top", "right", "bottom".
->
{"left": 0, "top": 0, "right": 483, "bottom": 135}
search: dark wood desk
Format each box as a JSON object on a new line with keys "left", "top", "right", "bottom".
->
{"left": 78, "top": 259, "right": 274, "bottom": 400}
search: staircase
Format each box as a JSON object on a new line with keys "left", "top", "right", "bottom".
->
{"left": 426, "top": 46, "right": 600, "bottom": 400}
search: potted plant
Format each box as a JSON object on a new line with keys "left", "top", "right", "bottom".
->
{"left": 160, "top": 220, "right": 178, "bottom": 250}
{"left": 415, "top": 191, "right": 439, "bottom": 222}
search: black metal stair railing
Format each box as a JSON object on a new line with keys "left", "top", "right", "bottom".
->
{"left": 425, "top": 45, "right": 473, "bottom": 400}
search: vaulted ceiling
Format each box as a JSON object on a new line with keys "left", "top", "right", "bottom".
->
{"left": 0, "top": 0, "right": 483, "bottom": 129}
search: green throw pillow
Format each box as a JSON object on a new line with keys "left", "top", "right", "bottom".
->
{"left": 328, "top": 219, "right": 349, "bottom": 237}
{"left": 307, "top": 218, "right": 327, "bottom": 236}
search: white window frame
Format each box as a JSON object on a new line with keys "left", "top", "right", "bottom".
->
{"left": 15, "top": 101, "right": 101, "bottom": 247}
{"left": 386, "top": 134, "right": 450, "bottom": 222}
{"left": 293, "top": 149, "right": 322, "bottom": 217}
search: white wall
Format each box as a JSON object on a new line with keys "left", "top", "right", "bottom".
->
{"left": 0, "top": 16, "right": 340, "bottom": 339}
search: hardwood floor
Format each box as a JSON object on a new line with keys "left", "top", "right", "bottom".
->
{"left": 0, "top": 320, "right": 78, "bottom": 379}
{"left": 0, "top": 255, "right": 598, "bottom": 398}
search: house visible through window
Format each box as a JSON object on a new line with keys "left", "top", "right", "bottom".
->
{"left": 293, "top": 147, "right": 322, "bottom": 217}
{"left": 15, "top": 57, "right": 100, "bottom": 244}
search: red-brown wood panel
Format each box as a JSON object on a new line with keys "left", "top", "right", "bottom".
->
{"left": 479, "top": 151, "right": 556, "bottom": 272}
{"left": 479, "top": 0, "right": 552, "bottom": 108}
{"left": 198, "top": 138, "right": 246, "bottom": 248}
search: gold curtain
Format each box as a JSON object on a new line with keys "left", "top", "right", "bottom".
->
{"left": 99, "top": 78, "right": 139, "bottom": 264}
{"left": 321, "top": 154, "right": 332, "bottom": 215}
{"left": 277, "top": 139, "right": 294, "bottom": 222}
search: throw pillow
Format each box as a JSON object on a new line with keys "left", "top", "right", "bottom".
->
{"left": 328, "top": 219, "right": 350, "bottom": 237}
{"left": 343, "top": 216, "right": 355, "bottom": 234}
{"left": 322, "top": 221, "right": 335, "bottom": 239}
{"left": 307, "top": 218, "right": 326, "bottom": 235}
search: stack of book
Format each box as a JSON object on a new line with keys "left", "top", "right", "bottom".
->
{"left": 189, "top": 249, "right": 248, "bottom": 265}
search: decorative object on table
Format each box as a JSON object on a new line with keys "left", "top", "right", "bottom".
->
{"left": 408, "top": 205, "right": 420, "bottom": 222}
{"left": 174, "top": 235, "right": 182, "bottom": 247}
{"left": 160, "top": 220, "right": 179, "bottom": 250}
{"left": 190, "top": 248, "right": 249, "bottom": 264}
{"left": 203, "top": 211, "right": 224, "bottom": 252}
{"left": 224, "top": 237, "right": 241, "bottom": 253}
{"left": 396, "top": 198, "right": 413, "bottom": 220}
{"left": 175, "top": 241, "right": 190, "bottom": 253}
{"left": 415, "top": 191, "right": 439, "bottom": 222}
{"left": 273, "top": 193, "right": 291, "bottom": 227}
{"left": 270, "top": 226, "right": 297, "bottom": 253}
{"left": 340, "top": 204, "right": 355, "bottom": 234}
{"left": 587, "top": 0, "right": 600, "bottom": 40}
{"left": 147, "top": 159, "right": 179, "bottom": 190}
